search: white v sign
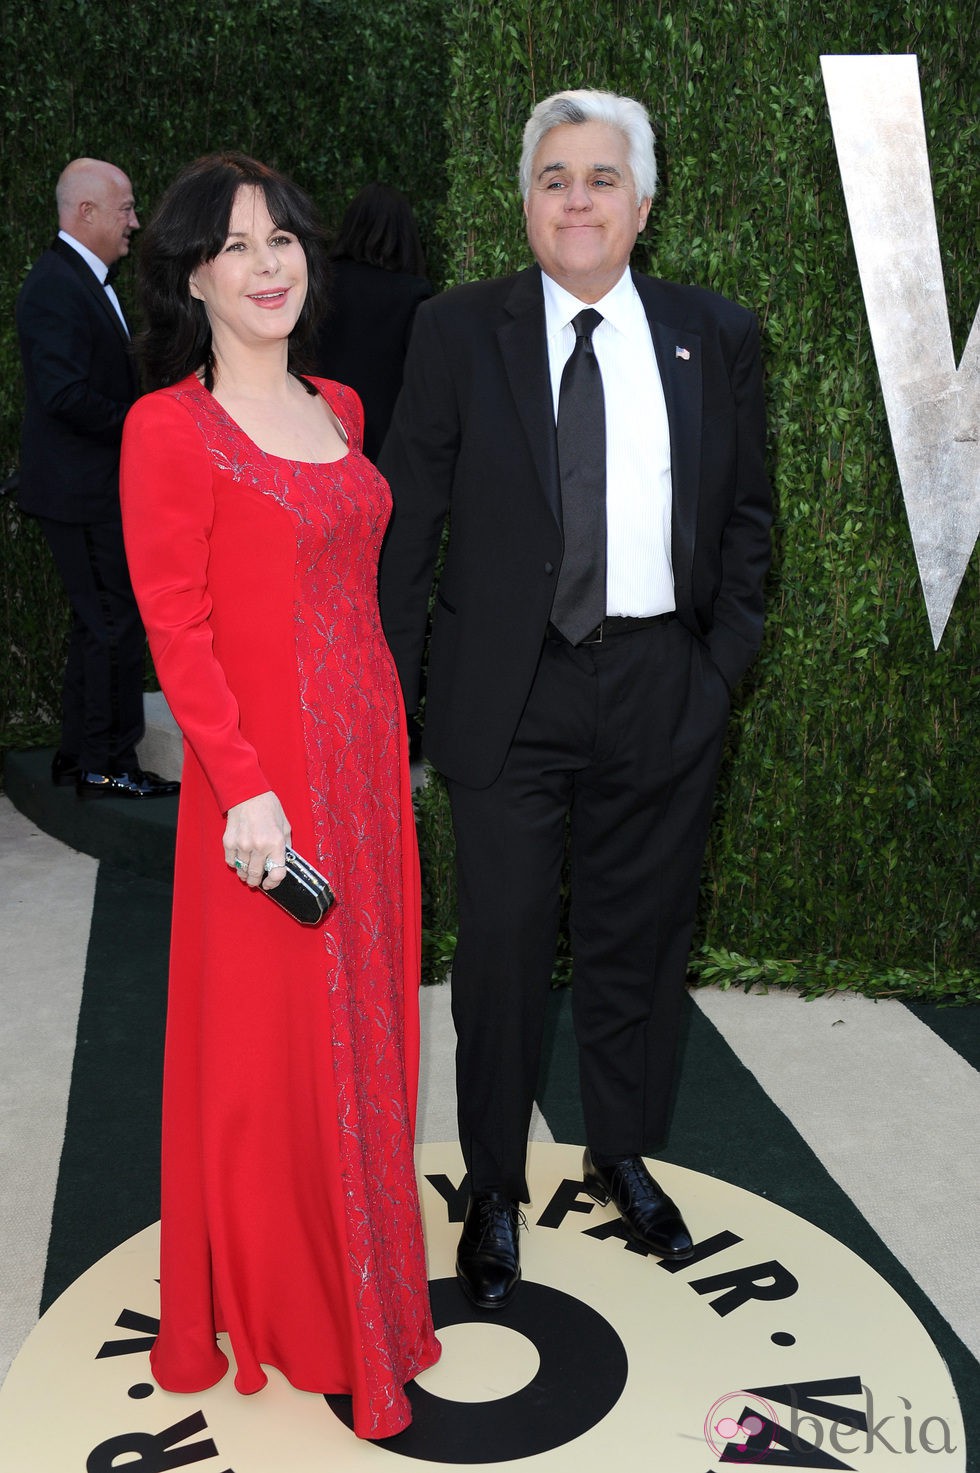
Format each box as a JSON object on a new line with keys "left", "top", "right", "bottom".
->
{"left": 821, "top": 53, "right": 978, "bottom": 648}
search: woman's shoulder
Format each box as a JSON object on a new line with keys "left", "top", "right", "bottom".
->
{"left": 124, "top": 376, "right": 212, "bottom": 454}
{"left": 128, "top": 374, "right": 203, "bottom": 422}
{"left": 305, "top": 375, "right": 364, "bottom": 425}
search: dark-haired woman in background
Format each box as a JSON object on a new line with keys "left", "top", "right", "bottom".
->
{"left": 313, "top": 183, "right": 432, "bottom": 461}
{"left": 119, "top": 153, "right": 439, "bottom": 1439}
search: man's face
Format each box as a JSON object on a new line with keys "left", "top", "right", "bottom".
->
{"left": 86, "top": 170, "right": 139, "bottom": 266}
{"left": 524, "top": 120, "right": 651, "bottom": 303}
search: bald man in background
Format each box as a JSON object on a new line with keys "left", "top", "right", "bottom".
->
{"left": 16, "top": 158, "right": 178, "bottom": 798}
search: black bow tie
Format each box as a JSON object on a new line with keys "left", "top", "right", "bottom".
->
{"left": 105, "top": 261, "right": 121, "bottom": 286}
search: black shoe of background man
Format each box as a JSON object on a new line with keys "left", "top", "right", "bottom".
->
{"left": 455, "top": 1190, "right": 522, "bottom": 1310}
{"left": 582, "top": 1148, "right": 694, "bottom": 1260}
{"left": 76, "top": 767, "right": 180, "bottom": 799}
{"left": 51, "top": 751, "right": 80, "bottom": 787}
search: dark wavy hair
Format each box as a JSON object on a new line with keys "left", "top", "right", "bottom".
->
{"left": 136, "top": 152, "right": 331, "bottom": 390}
{"left": 330, "top": 183, "right": 427, "bottom": 278}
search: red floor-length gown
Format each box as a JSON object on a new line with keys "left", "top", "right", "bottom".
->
{"left": 120, "top": 375, "right": 440, "bottom": 1439}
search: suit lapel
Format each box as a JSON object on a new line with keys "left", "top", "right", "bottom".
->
{"left": 496, "top": 267, "right": 562, "bottom": 524}
{"left": 51, "top": 237, "right": 133, "bottom": 354}
{"left": 635, "top": 273, "right": 701, "bottom": 620}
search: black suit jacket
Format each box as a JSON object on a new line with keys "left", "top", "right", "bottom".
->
{"left": 16, "top": 236, "right": 139, "bottom": 523}
{"left": 378, "top": 265, "right": 772, "bottom": 789}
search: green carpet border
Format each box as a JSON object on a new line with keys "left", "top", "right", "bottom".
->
{"left": 41, "top": 863, "right": 169, "bottom": 1311}
{"left": 906, "top": 1000, "right": 980, "bottom": 1073}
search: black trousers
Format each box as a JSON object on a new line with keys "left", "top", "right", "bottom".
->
{"left": 446, "top": 618, "right": 731, "bottom": 1202}
{"left": 39, "top": 516, "right": 146, "bottom": 773}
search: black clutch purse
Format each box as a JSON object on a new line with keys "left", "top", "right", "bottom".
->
{"left": 264, "top": 847, "right": 335, "bottom": 925}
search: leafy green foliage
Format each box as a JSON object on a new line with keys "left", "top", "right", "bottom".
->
{"left": 690, "top": 946, "right": 979, "bottom": 1005}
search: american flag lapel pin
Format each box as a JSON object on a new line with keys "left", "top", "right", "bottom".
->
{"left": 675, "top": 345, "right": 691, "bottom": 360}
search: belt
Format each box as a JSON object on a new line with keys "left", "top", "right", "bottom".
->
{"left": 547, "top": 614, "right": 675, "bottom": 646}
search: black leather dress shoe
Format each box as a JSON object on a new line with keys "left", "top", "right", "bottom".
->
{"left": 583, "top": 1149, "right": 694, "bottom": 1260}
{"left": 455, "top": 1191, "right": 522, "bottom": 1310}
{"left": 77, "top": 767, "right": 180, "bottom": 799}
{"left": 51, "top": 751, "right": 80, "bottom": 787}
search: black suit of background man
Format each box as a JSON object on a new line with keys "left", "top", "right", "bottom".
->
{"left": 16, "top": 156, "right": 176, "bottom": 797}
{"left": 379, "top": 89, "right": 772, "bottom": 1310}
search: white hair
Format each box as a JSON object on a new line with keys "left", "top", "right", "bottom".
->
{"left": 519, "top": 88, "right": 657, "bottom": 203}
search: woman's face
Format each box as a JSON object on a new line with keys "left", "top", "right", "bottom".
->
{"left": 189, "top": 184, "right": 308, "bottom": 351}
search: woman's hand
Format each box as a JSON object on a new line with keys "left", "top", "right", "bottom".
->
{"left": 223, "top": 791, "right": 291, "bottom": 890}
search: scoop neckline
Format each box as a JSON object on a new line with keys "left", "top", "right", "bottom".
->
{"left": 189, "top": 374, "right": 351, "bottom": 467}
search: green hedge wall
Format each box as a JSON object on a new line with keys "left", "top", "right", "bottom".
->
{"left": 1, "top": 0, "right": 976, "bottom": 994}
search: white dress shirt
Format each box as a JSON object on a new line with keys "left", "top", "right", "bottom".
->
{"left": 542, "top": 267, "right": 674, "bottom": 617}
{"left": 58, "top": 230, "right": 129, "bottom": 335}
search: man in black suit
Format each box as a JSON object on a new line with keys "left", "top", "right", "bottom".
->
{"left": 379, "top": 89, "right": 771, "bottom": 1308}
{"left": 16, "top": 156, "right": 178, "bottom": 798}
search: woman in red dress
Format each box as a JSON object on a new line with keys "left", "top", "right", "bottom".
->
{"left": 119, "top": 153, "right": 440, "bottom": 1440}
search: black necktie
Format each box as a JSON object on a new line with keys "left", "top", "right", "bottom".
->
{"left": 551, "top": 308, "right": 606, "bottom": 645}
